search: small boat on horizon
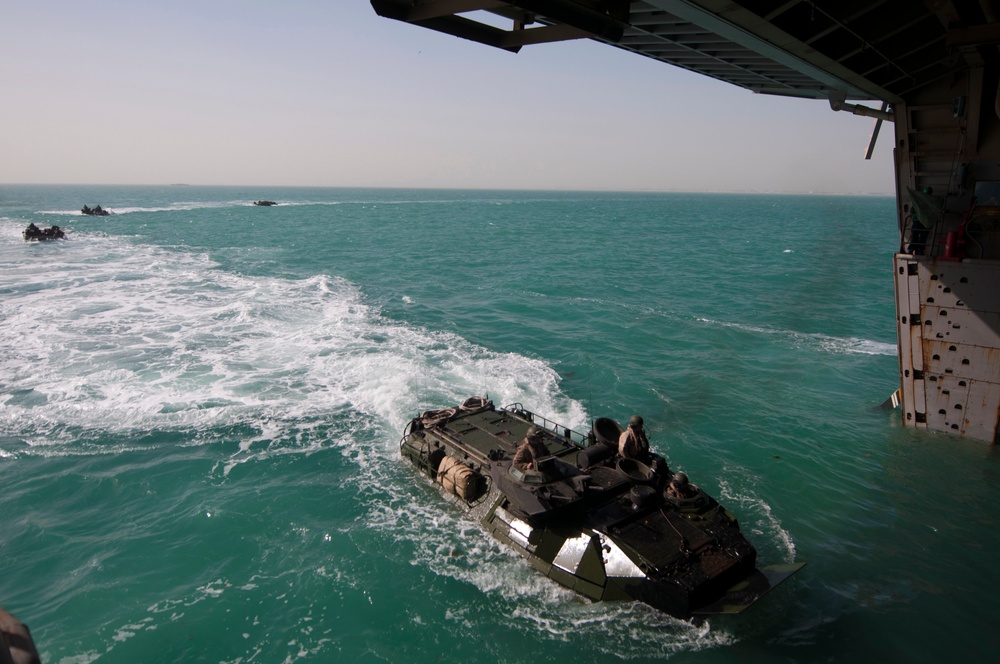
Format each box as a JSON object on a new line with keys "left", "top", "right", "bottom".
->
{"left": 253, "top": 200, "right": 278, "bottom": 206}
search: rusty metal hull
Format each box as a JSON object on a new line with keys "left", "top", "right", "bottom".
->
{"left": 893, "top": 256, "right": 1000, "bottom": 443}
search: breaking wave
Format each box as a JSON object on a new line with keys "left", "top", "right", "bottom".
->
{"left": 695, "top": 317, "right": 896, "bottom": 356}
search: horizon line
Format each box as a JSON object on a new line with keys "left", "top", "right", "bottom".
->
{"left": 0, "top": 182, "right": 895, "bottom": 197}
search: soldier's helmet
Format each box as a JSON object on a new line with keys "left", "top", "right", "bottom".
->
{"left": 629, "top": 415, "right": 644, "bottom": 426}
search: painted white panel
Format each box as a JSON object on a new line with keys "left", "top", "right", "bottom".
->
{"left": 597, "top": 534, "right": 645, "bottom": 579}
{"left": 964, "top": 380, "right": 1000, "bottom": 442}
{"left": 920, "top": 306, "right": 1000, "bottom": 348}
{"left": 553, "top": 533, "right": 592, "bottom": 574}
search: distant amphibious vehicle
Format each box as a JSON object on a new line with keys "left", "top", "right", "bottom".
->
{"left": 401, "top": 397, "right": 803, "bottom": 619}
{"left": 81, "top": 204, "right": 110, "bottom": 216}
{"left": 23, "top": 223, "right": 66, "bottom": 241}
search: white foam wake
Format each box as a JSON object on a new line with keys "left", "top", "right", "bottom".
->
{"left": 0, "top": 225, "right": 736, "bottom": 653}
{"left": 0, "top": 228, "right": 586, "bottom": 455}
{"left": 695, "top": 317, "right": 896, "bottom": 356}
{"left": 38, "top": 201, "right": 252, "bottom": 216}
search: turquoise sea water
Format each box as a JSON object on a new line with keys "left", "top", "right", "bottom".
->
{"left": 1, "top": 185, "right": 997, "bottom": 663}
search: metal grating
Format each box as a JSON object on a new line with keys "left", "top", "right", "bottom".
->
{"left": 372, "top": 0, "right": 985, "bottom": 104}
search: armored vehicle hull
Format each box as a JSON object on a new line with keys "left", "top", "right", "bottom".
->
{"left": 23, "top": 224, "right": 66, "bottom": 241}
{"left": 400, "top": 397, "right": 803, "bottom": 619}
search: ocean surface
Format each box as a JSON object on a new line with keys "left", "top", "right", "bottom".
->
{"left": 1, "top": 185, "right": 997, "bottom": 663}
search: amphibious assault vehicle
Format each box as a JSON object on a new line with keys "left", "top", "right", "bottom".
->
{"left": 400, "top": 397, "right": 803, "bottom": 619}
{"left": 23, "top": 223, "right": 66, "bottom": 241}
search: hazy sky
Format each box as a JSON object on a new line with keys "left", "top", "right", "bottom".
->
{"left": 2, "top": 1, "right": 896, "bottom": 194}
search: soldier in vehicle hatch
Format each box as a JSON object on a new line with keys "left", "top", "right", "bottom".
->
{"left": 618, "top": 415, "right": 650, "bottom": 460}
{"left": 512, "top": 426, "right": 548, "bottom": 470}
{"left": 667, "top": 471, "right": 697, "bottom": 499}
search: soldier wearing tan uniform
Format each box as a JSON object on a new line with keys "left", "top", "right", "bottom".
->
{"left": 513, "top": 426, "right": 548, "bottom": 470}
{"left": 618, "top": 415, "right": 650, "bottom": 460}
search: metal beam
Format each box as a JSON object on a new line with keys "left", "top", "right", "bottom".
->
{"left": 371, "top": 0, "right": 621, "bottom": 50}
{"left": 947, "top": 22, "right": 1000, "bottom": 46}
{"left": 405, "top": 1, "right": 509, "bottom": 22}
{"left": 502, "top": 23, "right": 593, "bottom": 47}
{"left": 506, "top": 0, "right": 626, "bottom": 41}
{"left": 371, "top": 0, "right": 524, "bottom": 52}
{"left": 642, "top": 0, "right": 897, "bottom": 101}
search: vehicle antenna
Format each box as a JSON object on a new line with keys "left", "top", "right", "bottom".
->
{"left": 586, "top": 360, "right": 595, "bottom": 430}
